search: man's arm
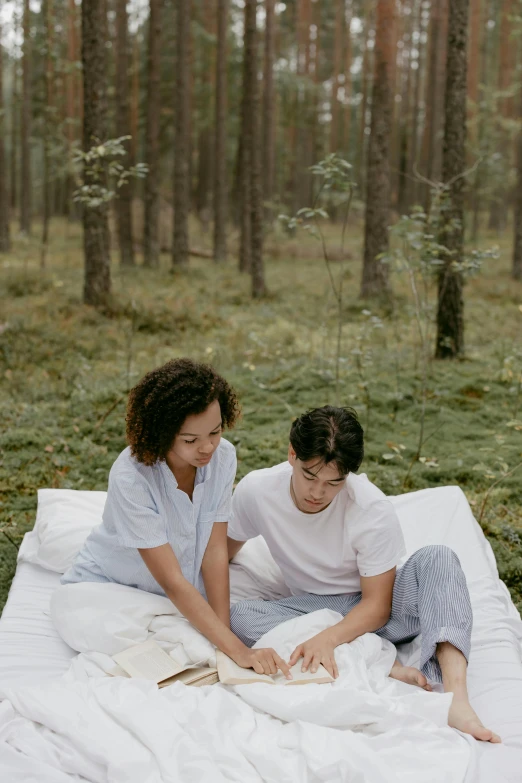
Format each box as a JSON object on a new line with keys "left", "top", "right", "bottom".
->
{"left": 227, "top": 536, "right": 245, "bottom": 562}
{"left": 201, "top": 522, "right": 231, "bottom": 627}
{"left": 289, "top": 568, "right": 395, "bottom": 678}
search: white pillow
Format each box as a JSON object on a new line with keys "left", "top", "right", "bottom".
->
{"left": 19, "top": 489, "right": 292, "bottom": 602}
{"left": 18, "top": 489, "right": 106, "bottom": 573}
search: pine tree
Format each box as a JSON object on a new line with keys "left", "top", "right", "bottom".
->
{"left": 213, "top": 0, "right": 229, "bottom": 262}
{"left": 0, "top": 26, "right": 10, "bottom": 252}
{"left": 172, "top": 0, "right": 191, "bottom": 268}
{"left": 20, "top": 0, "right": 32, "bottom": 235}
{"left": 262, "top": 0, "right": 276, "bottom": 218}
{"left": 513, "top": 83, "right": 522, "bottom": 280}
{"left": 82, "top": 0, "right": 111, "bottom": 306}
{"left": 115, "top": 0, "right": 135, "bottom": 266}
{"left": 143, "top": 0, "right": 162, "bottom": 268}
{"left": 435, "top": 0, "right": 470, "bottom": 358}
{"left": 360, "top": 0, "right": 396, "bottom": 298}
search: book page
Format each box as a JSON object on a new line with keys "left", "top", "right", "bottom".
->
{"left": 275, "top": 662, "right": 334, "bottom": 686}
{"left": 158, "top": 667, "right": 219, "bottom": 688}
{"left": 113, "top": 640, "right": 184, "bottom": 683}
{"left": 216, "top": 650, "right": 275, "bottom": 685}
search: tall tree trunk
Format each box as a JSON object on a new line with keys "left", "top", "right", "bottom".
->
{"left": 172, "top": 0, "right": 191, "bottom": 268}
{"left": 421, "top": 0, "right": 448, "bottom": 206}
{"left": 41, "top": 0, "right": 54, "bottom": 269}
{"left": 143, "top": 0, "right": 161, "bottom": 268}
{"left": 405, "top": 0, "right": 423, "bottom": 209}
{"left": 513, "top": 84, "right": 522, "bottom": 280}
{"left": 397, "top": 0, "right": 414, "bottom": 215}
{"left": 240, "top": 0, "right": 265, "bottom": 296}
{"left": 358, "top": 0, "right": 374, "bottom": 193}
{"left": 20, "top": 0, "right": 32, "bottom": 235}
{"left": 115, "top": 0, "right": 135, "bottom": 267}
{"left": 238, "top": 4, "right": 253, "bottom": 273}
{"left": 343, "top": 0, "right": 353, "bottom": 159}
{"left": 66, "top": 0, "right": 79, "bottom": 221}
{"left": 213, "top": 0, "right": 229, "bottom": 262}
{"left": 435, "top": 0, "right": 469, "bottom": 359}
{"left": 360, "top": 0, "right": 396, "bottom": 299}
{"left": 82, "top": 0, "right": 111, "bottom": 307}
{"left": 0, "top": 27, "right": 10, "bottom": 252}
{"left": 10, "top": 26, "right": 18, "bottom": 214}
{"left": 262, "top": 0, "right": 276, "bottom": 217}
{"left": 330, "top": 0, "right": 343, "bottom": 153}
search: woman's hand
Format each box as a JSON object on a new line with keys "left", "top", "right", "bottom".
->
{"left": 232, "top": 646, "right": 292, "bottom": 679}
{"left": 289, "top": 630, "right": 339, "bottom": 679}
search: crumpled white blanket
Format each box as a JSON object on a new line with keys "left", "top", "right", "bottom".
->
{"left": 0, "top": 580, "right": 475, "bottom": 783}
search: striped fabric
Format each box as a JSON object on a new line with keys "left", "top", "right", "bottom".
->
{"left": 61, "top": 439, "right": 237, "bottom": 597}
{"left": 230, "top": 545, "right": 472, "bottom": 683}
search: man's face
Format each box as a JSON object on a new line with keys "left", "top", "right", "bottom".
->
{"left": 287, "top": 445, "right": 347, "bottom": 514}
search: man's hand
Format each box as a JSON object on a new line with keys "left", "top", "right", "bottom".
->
{"left": 231, "top": 646, "right": 293, "bottom": 679}
{"left": 289, "top": 630, "right": 339, "bottom": 679}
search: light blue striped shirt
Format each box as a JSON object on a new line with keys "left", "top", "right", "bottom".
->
{"left": 61, "top": 438, "right": 236, "bottom": 596}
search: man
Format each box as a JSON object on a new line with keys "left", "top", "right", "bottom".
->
{"left": 227, "top": 405, "right": 500, "bottom": 743}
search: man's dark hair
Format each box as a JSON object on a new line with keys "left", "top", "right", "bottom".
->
{"left": 289, "top": 406, "right": 364, "bottom": 476}
{"left": 126, "top": 358, "right": 240, "bottom": 466}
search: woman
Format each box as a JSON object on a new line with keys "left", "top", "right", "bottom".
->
{"left": 62, "top": 358, "right": 289, "bottom": 677}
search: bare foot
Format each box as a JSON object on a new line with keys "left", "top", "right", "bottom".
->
{"left": 389, "top": 662, "right": 432, "bottom": 691}
{"left": 449, "top": 698, "right": 501, "bottom": 743}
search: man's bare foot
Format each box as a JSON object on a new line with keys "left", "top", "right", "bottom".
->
{"left": 389, "top": 661, "right": 432, "bottom": 691}
{"left": 449, "top": 698, "right": 501, "bottom": 743}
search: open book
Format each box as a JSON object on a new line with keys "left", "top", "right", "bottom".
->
{"left": 216, "top": 650, "right": 334, "bottom": 686}
{"left": 111, "top": 640, "right": 219, "bottom": 688}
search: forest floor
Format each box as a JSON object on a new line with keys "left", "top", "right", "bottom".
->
{"left": 1, "top": 215, "right": 522, "bottom": 613}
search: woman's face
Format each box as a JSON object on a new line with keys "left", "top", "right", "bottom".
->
{"left": 167, "top": 399, "right": 223, "bottom": 469}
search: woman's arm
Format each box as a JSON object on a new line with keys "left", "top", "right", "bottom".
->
{"left": 227, "top": 536, "right": 245, "bottom": 562}
{"left": 139, "top": 544, "right": 291, "bottom": 678}
{"left": 201, "top": 522, "right": 231, "bottom": 627}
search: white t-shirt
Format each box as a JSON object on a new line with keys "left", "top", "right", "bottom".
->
{"left": 228, "top": 461, "right": 406, "bottom": 596}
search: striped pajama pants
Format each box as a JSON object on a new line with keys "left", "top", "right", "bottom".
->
{"left": 230, "top": 544, "right": 472, "bottom": 683}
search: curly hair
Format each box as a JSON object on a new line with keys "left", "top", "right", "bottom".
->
{"left": 289, "top": 405, "right": 364, "bottom": 475}
{"left": 126, "top": 358, "right": 241, "bottom": 465}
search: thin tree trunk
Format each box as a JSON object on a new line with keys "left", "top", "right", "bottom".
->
{"left": 343, "top": 0, "right": 353, "bottom": 159}
{"left": 213, "top": 0, "right": 228, "bottom": 262}
{"left": 358, "top": 0, "right": 374, "bottom": 193}
{"left": 10, "top": 25, "right": 18, "bottom": 214}
{"left": 41, "top": 0, "right": 54, "bottom": 269}
{"left": 115, "top": 0, "right": 135, "bottom": 267}
{"left": 435, "top": 0, "right": 469, "bottom": 359}
{"left": 262, "top": 0, "right": 276, "bottom": 218}
{"left": 513, "top": 84, "right": 522, "bottom": 280}
{"left": 0, "top": 26, "right": 10, "bottom": 252}
{"left": 420, "top": 0, "right": 448, "bottom": 206}
{"left": 143, "top": 0, "right": 161, "bottom": 268}
{"left": 66, "top": 0, "right": 79, "bottom": 221}
{"left": 360, "top": 0, "right": 396, "bottom": 299}
{"left": 172, "top": 0, "right": 191, "bottom": 268}
{"left": 240, "top": 0, "right": 265, "bottom": 295}
{"left": 397, "top": 0, "right": 414, "bottom": 215}
{"left": 20, "top": 0, "right": 32, "bottom": 235}
{"left": 405, "top": 0, "right": 423, "bottom": 209}
{"left": 82, "top": 0, "right": 111, "bottom": 307}
{"left": 330, "top": 0, "right": 343, "bottom": 153}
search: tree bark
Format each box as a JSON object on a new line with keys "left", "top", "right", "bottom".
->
{"left": 115, "top": 0, "right": 135, "bottom": 267}
{"left": 20, "top": 0, "right": 32, "bottom": 235}
{"left": 0, "top": 27, "right": 10, "bottom": 252}
{"left": 172, "top": 0, "right": 191, "bottom": 268}
{"left": 262, "top": 0, "right": 276, "bottom": 217}
{"left": 41, "top": 0, "right": 54, "bottom": 269}
{"left": 10, "top": 21, "right": 18, "bottom": 214}
{"left": 360, "top": 0, "right": 396, "bottom": 299}
{"left": 405, "top": 0, "right": 424, "bottom": 210}
{"left": 143, "top": 0, "right": 161, "bottom": 268}
{"left": 82, "top": 0, "right": 111, "bottom": 307}
{"left": 213, "top": 0, "right": 229, "bottom": 262}
{"left": 330, "top": 0, "right": 343, "bottom": 153}
{"left": 420, "top": 0, "right": 448, "bottom": 206}
{"left": 66, "top": 0, "right": 80, "bottom": 221}
{"left": 513, "top": 84, "right": 522, "bottom": 280}
{"left": 435, "top": 0, "right": 469, "bottom": 359}
{"left": 343, "top": 0, "right": 353, "bottom": 159}
{"left": 240, "top": 0, "right": 265, "bottom": 296}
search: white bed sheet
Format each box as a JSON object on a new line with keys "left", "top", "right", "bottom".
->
{"left": 0, "top": 486, "right": 521, "bottom": 782}
{"left": 0, "top": 561, "right": 75, "bottom": 694}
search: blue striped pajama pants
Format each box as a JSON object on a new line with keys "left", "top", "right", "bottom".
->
{"left": 230, "top": 545, "right": 472, "bottom": 683}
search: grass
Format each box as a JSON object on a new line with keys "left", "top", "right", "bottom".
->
{"left": 1, "top": 214, "right": 522, "bottom": 614}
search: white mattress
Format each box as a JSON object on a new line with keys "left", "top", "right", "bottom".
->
{"left": 0, "top": 561, "right": 76, "bottom": 694}
{"left": 1, "top": 489, "right": 522, "bottom": 781}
